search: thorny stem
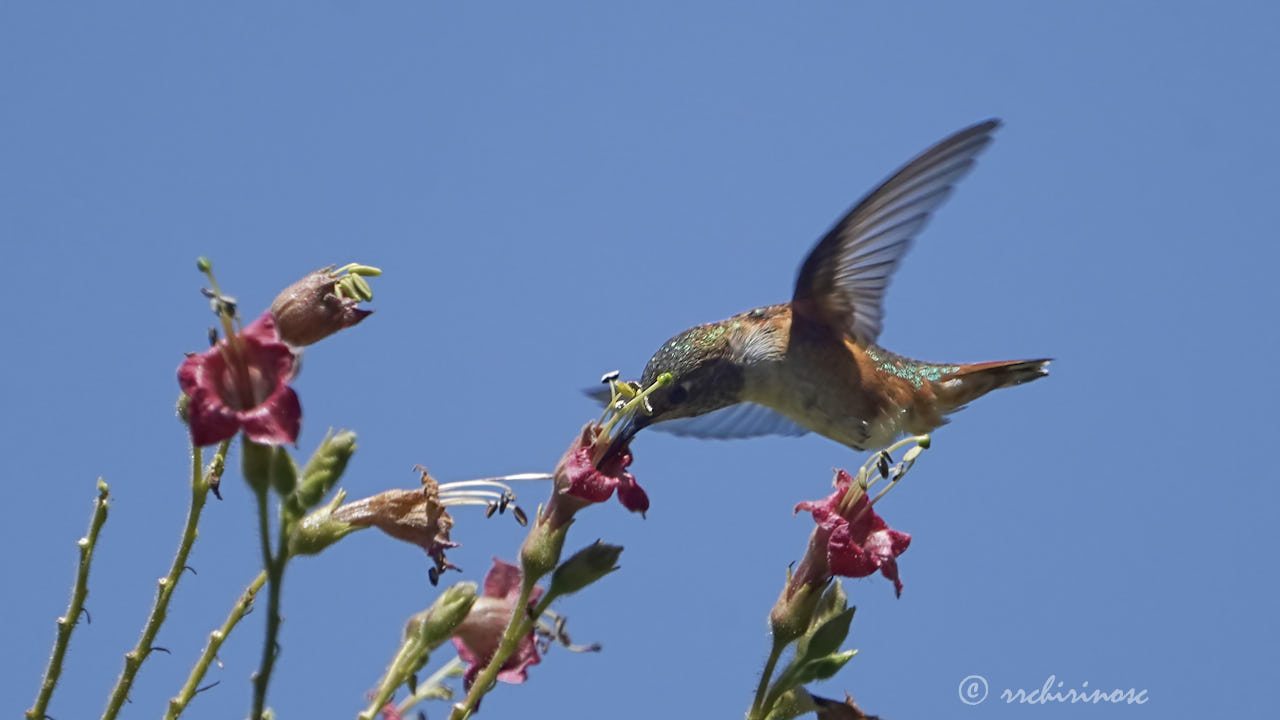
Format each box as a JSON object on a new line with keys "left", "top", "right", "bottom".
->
{"left": 747, "top": 635, "right": 788, "bottom": 720}
{"left": 165, "top": 570, "right": 268, "bottom": 719}
{"left": 101, "top": 439, "right": 230, "bottom": 720}
{"left": 26, "top": 479, "right": 111, "bottom": 720}
{"left": 249, "top": 481, "right": 287, "bottom": 720}
{"left": 448, "top": 582, "right": 558, "bottom": 720}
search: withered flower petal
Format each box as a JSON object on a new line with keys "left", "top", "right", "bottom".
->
{"left": 270, "top": 266, "right": 374, "bottom": 347}
{"left": 334, "top": 470, "right": 457, "bottom": 579}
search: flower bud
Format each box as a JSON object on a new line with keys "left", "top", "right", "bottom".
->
{"left": 548, "top": 541, "right": 623, "bottom": 597}
{"left": 269, "top": 265, "right": 378, "bottom": 347}
{"left": 405, "top": 582, "right": 479, "bottom": 647}
{"left": 291, "top": 430, "right": 358, "bottom": 512}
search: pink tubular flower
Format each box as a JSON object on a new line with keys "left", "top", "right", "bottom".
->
{"left": 795, "top": 469, "right": 912, "bottom": 597}
{"left": 177, "top": 312, "right": 301, "bottom": 446}
{"left": 558, "top": 424, "right": 649, "bottom": 515}
{"left": 452, "top": 558, "right": 543, "bottom": 689}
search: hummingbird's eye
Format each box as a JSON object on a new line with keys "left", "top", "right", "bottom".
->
{"left": 668, "top": 383, "right": 689, "bottom": 405}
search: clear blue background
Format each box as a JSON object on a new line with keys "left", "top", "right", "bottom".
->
{"left": 3, "top": 2, "right": 1277, "bottom": 718}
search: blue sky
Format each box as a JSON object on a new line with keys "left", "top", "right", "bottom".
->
{"left": 3, "top": 2, "right": 1277, "bottom": 718}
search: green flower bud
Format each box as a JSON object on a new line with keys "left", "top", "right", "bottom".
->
{"left": 292, "top": 430, "right": 357, "bottom": 510}
{"left": 548, "top": 541, "right": 623, "bottom": 597}
{"left": 405, "top": 581, "right": 478, "bottom": 648}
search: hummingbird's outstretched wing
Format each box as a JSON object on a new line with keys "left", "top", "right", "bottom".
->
{"left": 646, "top": 402, "right": 810, "bottom": 440}
{"left": 584, "top": 388, "right": 808, "bottom": 440}
{"left": 793, "top": 119, "right": 1001, "bottom": 344}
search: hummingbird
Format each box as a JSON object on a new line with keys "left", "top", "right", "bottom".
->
{"left": 601, "top": 119, "right": 1049, "bottom": 458}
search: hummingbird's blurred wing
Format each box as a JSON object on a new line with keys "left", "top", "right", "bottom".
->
{"left": 793, "top": 119, "right": 1001, "bottom": 344}
{"left": 651, "top": 403, "right": 810, "bottom": 439}
{"left": 584, "top": 388, "right": 806, "bottom": 439}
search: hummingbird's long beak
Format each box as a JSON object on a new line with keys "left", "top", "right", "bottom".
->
{"left": 598, "top": 413, "right": 649, "bottom": 469}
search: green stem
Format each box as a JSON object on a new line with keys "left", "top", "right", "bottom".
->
{"left": 359, "top": 635, "right": 422, "bottom": 720}
{"left": 102, "top": 440, "right": 228, "bottom": 720}
{"left": 747, "top": 635, "right": 788, "bottom": 720}
{"left": 394, "top": 657, "right": 465, "bottom": 716}
{"left": 26, "top": 479, "right": 111, "bottom": 720}
{"left": 448, "top": 586, "right": 556, "bottom": 720}
{"left": 250, "top": 483, "right": 287, "bottom": 719}
{"left": 165, "top": 570, "right": 268, "bottom": 719}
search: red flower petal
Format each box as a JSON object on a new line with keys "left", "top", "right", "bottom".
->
{"left": 176, "top": 311, "right": 302, "bottom": 447}
{"left": 239, "top": 385, "right": 301, "bottom": 446}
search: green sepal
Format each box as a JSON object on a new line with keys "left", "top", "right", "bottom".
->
{"left": 270, "top": 446, "right": 298, "bottom": 496}
{"left": 795, "top": 580, "right": 848, "bottom": 659}
{"left": 790, "top": 650, "right": 857, "bottom": 685}
{"left": 288, "top": 491, "right": 361, "bottom": 557}
{"left": 242, "top": 440, "right": 272, "bottom": 494}
{"left": 801, "top": 606, "right": 855, "bottom": 662}
{"left": 520, "top": 513, "right": 572, "bottom": 583}
{"left": 764, "top": 687, "right": 818, "bottom": 720}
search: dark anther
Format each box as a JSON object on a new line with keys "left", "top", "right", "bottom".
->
{"left": 79, "top": 607, "right": 92, "bottom": 624}
{"left": 194, "top": 680, "right": 221, "bottom": 696}
{"left": 554, "top": 616, "right": 567, "bottom": 638}
{"left": 207, "top": 327, "right": 219, "bottom": 347}
{"left": 428, "top": 566, "right": 440, "bottom": 586}
{"left": 601, "top": 370, "right": 621, "bottom": 384}
{"left": 498, "top": 493, "right": 510, "bottom": 513}
{"left": 484, "top": 502, "right": 497, "bottom": 519}
{"left": 512, "top": 506, "right": 529, "bottom": 527}
{"left": 150, "top": 646, "right": 172, "bottom": 655}
{"left": 877, "top": 452, "right": 890, "bottom": 479}
{"left": 209, "top": 476, "right": 222, "bottom": 500}
{"left": 407, "top": 672, "right": 419, "bottom": 695}
{"left": 183, "top": 565, "right": 198, "bottom": 576}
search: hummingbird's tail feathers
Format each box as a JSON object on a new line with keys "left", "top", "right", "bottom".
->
{"left": 936, "top": 358, "right": 1051, "bottom": 411}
